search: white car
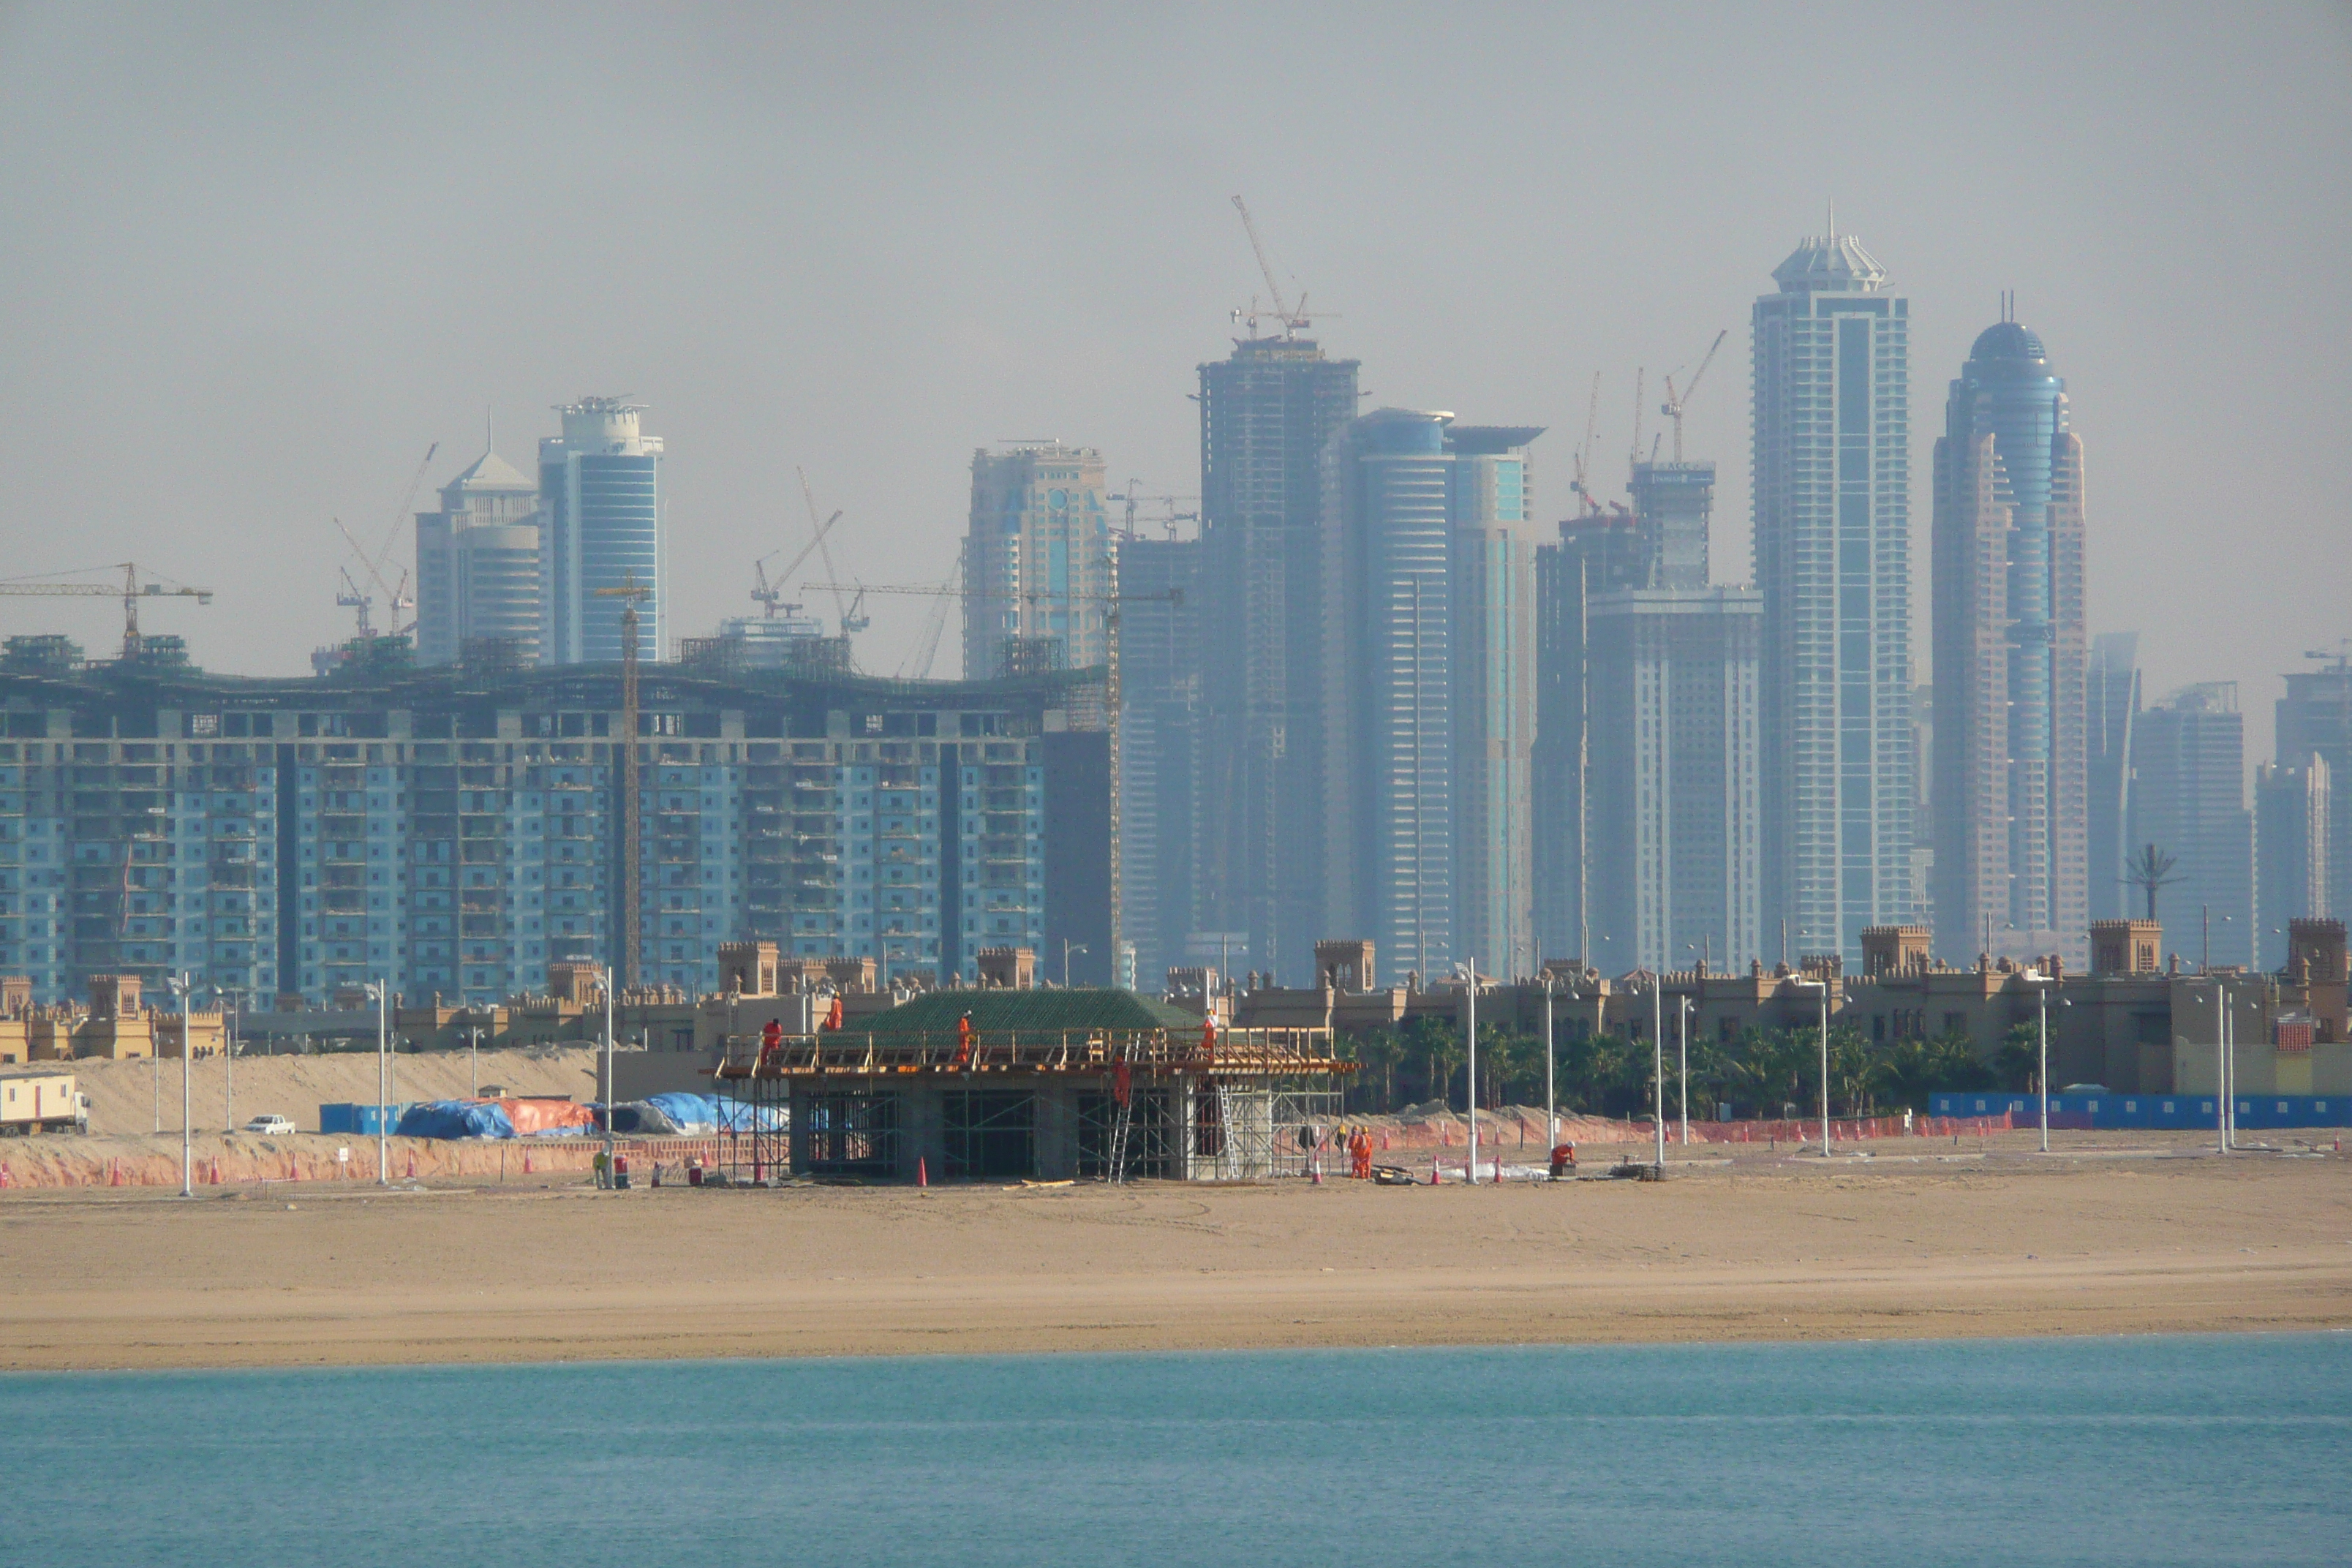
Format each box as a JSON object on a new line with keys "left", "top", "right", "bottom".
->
{"left": 242, "top": 1114, "right": 296, "bottom": 1137}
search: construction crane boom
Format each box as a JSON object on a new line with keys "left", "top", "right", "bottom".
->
{"left": 0, "top": 563, "right": 212, "bottom": 659}
{"left": 1659, "top": 328, "right": 1727, "bottom": 464}
{"left": 797, "top": 467, "right": 859, "bottom": 636}
{"left": 751, "top": 507, "right": 843, "bottom": 619}
{"left": 1569, "top": 372, "right": 1603, "bottom": 515}
{"left": 592, "top": 573, "right": 654, "bottom": 990}
{"left": 1229, "top": 195, "right": 1329, "bottom": 339}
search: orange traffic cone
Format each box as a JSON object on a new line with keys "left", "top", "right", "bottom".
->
{"left": 917, "top": 1156, "right": 928, "bottom": 1188}
{"left": 406, "top": 1150, "right": 417, "bottom": 1179}
{"left": 1430, "top": 1160, "right": 1441, "bottom": 1185}
{"left": 523, "top": 1150, "right": 534, "bottom": 1175}
{"left": 109, "top": 1158, "right": 121, "bottom": 1188}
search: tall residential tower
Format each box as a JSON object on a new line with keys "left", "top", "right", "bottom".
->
{"left": 961, "top": 443, "right": 1112, "bottom": 679}
{"left": 414, "top": 433, "right": 543, "bottom": 668}
{"left": 1930, "top": 320, "right": 2088, "bottom": 964}
{"left": 1194, "top": 335, "right": 1360, "bottom": 981}
{"left": 1752, "top": 231, "right": 1915, "bottom": 961}
{"left": 540, "top": 397, "right": 663, "bottom": 666}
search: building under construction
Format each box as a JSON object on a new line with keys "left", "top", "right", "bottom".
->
{"left": 715, "top": 981, "right": 1349, "bottom": 1183}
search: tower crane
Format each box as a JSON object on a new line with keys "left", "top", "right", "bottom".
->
{"left": 1229, "top": 196, "right": 1333, "bottom": 339}
{"left": 897, "top": 557, "right": 963, "bottom": 680}
{"left": 0, "top": 563, "right": 213, "bottom": 660}
{"left": 592, "top": 571, "right": 653, "bottom": 990}
{"left": 1627, "top": 368, "right": 1646, "bottom": 478}
{"left": 798, "top": 467, "right": 868, "bottom": 636}
{"left": 1115, "top": 480, "right": 1200, "bottom": 540}
{"left": 750, "top": 505, "right": 843, "bottom": 619}
{"left": 1659, "top": 329, "right": 1727, "bottom": 463}
{"left": 1568, "top": 372, "right": 1604, "bottom": 515}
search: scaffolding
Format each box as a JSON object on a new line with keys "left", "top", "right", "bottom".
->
{"left": 710, "top": 1024, "right": 1349, "bottom": 1183}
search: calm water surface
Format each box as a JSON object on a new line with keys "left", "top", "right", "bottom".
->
{"left": 10, "top": 1334, "right": 2346, "bottom": 1567}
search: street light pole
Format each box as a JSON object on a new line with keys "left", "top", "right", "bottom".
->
{"left": 1651, "top": 979, "right": 1665, "bottom": 1169}
{"left": 1542, "top": 978, "right": 1556, "bottom": 1153}
{"left": 1463, "top": 960, "right": 1480, "bottom": 1185}
{"left": 2035, "top": 976, "right": 2051, "bottom": 1154}
{"left": 1818, "top": 984, "right": 1831, "bottom": 1157}
{"left": 173, "top": 971, "right": 192, "bottom": 1197}
{"left": 224, "top": 992, "right": 235, "bottom": 1133}
{"left": 1063, "top": 940, "right": 1088, "bottom": 988}
{"left": 374, "top": 981, "right": 389, "bottom": 1186}
{"left": 1678, "top": 995, "right": 1692, "bottom": 1147}
{"left": 469, "top": 1025, "right": 480, "bottom": 1098}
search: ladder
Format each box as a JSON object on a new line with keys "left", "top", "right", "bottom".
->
{"left": 1105, "top": 1038, "right": 1139, "bottom": 1183}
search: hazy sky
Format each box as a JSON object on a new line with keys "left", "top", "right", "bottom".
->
{"left": 3, "top": 2, "right": 2347, "bottom": 761}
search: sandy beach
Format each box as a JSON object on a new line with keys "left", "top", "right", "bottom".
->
{"left": 2, "top": 1139, "right": 2345, "bottom": 1371}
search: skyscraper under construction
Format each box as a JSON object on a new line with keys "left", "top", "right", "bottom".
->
{"left": 1194, "top": 334, "right": 1358, "bottom": 983}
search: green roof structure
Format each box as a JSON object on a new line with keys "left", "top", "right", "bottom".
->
{"left": 852, "top": 988, "right": 1202, "bottom": 1036}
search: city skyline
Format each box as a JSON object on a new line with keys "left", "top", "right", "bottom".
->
{"left": 1, "top": 6, "right": 2344, "bottom": 771}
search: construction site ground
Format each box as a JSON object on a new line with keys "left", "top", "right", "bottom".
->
{"left": 0, "top": 1123, "right": 2342, "bottom": 1371}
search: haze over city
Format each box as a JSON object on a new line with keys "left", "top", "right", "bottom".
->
{"left": 3, "top": 1, "right": 2347, "bottom": 759}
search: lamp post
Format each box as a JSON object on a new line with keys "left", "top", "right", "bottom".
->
{"left": 1677, "top": 995, "right": 1694, "bottom": 1147}
{"left": 1541, "top": 975, "right": 1556, "bottom": 1153}
{"left": 1790, "top": 975, "right": 1831, "bottom": 1156}
{"left": 1454, "top": 960, "right": 1481, "bottom": 1184}
{"left": 170, "top": 970, "right": 193, "bottom": 1197}
{"left": 468, "top": 1024, "right": 480, "bottom": 1098}
{"left": 1063, "top": 941, "right": 1088, "bottom": 988}
{"left": 1650, "top": 978, "right": 1665, "bottom": 1170}
{"left": 603, "top": 968, "right": 617, "bottom": 1174}
{"left": 365, "top": 981, "right": 389, "bottom": 1186}
{"left": 2029, "top": 971, "right": 2054, "bottom": 1154}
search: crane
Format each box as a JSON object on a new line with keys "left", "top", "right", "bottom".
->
{"left": 797, "top": 467, "right": 867, "bottom": 638}
{"left": 897, "top": 557, "right": 963, "bottom": 679}
{"left": 1659, "top": 328, "right": 1727, "bottom": 464}
{"left": 0, "top": 562, "right": 213, "bottom": 660}
{"left": 1115, "top": 480, "right": 1199, "bottom": 540}
{"left": 592, "top": 572, "right": 653, "bottom": 990}
{"left": 331, "top": 516, "right": 415, "bottom": 637}
{"left": 1230, "top": 195, "right": 1330, "bottom": 339}
{"left": 1627, "top": 368, "right": 1646, "bottom": 478}
{"left": 1568, "top": 372, "right": 1604, "bottom": 516}
{"left": 750, "top": 505, "right": 843, "bottom": 619}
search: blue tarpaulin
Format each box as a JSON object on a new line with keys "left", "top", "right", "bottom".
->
{"left": 622, "top": 1093, "right": 787, "bottom": 1134}
{"left": 395, "top": 1101, "right": 514, "bottom": 1139}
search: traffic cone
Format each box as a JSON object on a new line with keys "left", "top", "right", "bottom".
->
{"left": 523, "top": 1150, "right": 534, "bottom": 1175}
{"left": 917, "top": 1156, "right": 928, "bottom": 1187}
{"left": 208, "top": 1157, "right": 220, "bottom": 1186}
{"left": 109, "top": 1158, "right": 121, "bottom": 1188}
{"left": 1430, "top": 1160, "right": 1441, "bottom": 1185}
{"left": 406, "top": 1150, "right": 417, "bottom": 1179}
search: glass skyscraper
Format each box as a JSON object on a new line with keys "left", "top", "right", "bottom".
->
{"left": 1320, "top": 410, "right": 1538, "bottom": 984}
{"left": 961, "top": 443, "right": 1112, "bottom": 679}
{"left": 1752, "top": 231, "right": 1915, "bottom": 960}
{"left": 1194, "top": 335, "right": 1360, "bottom": 982}
{"left": 1930, "top": 320, "right": 2088, "bottom": 965}
{"left": 540, "top": 397, "right": 663, "bottom": 667}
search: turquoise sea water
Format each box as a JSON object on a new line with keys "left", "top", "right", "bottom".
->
{"left": 10, "top": 1335, "right": 2346, "bottom": 1567}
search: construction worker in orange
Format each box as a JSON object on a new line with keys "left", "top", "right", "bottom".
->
{"left": 1548, "top": 1140, "right": 1577, "bottom": 1180}
{"left": 759, "top": 1017, "right": 783, "bottom": 1070}
{"left": 953, "top": 1011, "right": 976, "bottom": 1069}
{"left": 823, "top": 994, "right": 845, "bottom": 1031}
{"left": 1350, "top": 1128, "right": 1373, "bottom": 1181}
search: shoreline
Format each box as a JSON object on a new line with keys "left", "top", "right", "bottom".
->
{"left": 3, "top": 1145, "right": 2345, "bottom": 1373}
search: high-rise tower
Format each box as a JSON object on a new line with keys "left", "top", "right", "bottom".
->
{"left": 1319, "top": 410, "right": 1538, "bottom": 984}
{"left": 1194, "top": 335, "right": 1360, "bottom": 982}
{"left": 1752, "top": 230, "right": 1915, "bottom": 960}
{"left": 961, "top": 443, "right": 1112, "bottom": 679}
{"left": 2134, "top": 683, "right": 2254, "bottom": 968}
{"left": 414, "top": 429, "right": 543, "bottom": 668}
{"left": 2087, "top": 631, "right": 2142, "bottom": 922}
{"left": 1930, "top": 321, "right": 2088, "bottom": 965}
{"left": 2277, "top": 655, "right": 2352, "bottom": 922}
{"left": 540, "top": 397, "right": 663, "bottom": 666}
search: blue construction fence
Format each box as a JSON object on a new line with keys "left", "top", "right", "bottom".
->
{"left": 318, "top": 1102, "right": 416, "bottom": 1135}
{"left": 1930, "top": 1091, "right": 2351, "bottom": 1131}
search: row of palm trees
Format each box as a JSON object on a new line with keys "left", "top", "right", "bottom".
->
{"left": 1337, "top": 1016, "right": 2040, "bottom": 1121}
